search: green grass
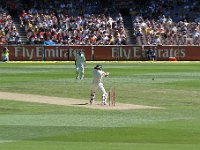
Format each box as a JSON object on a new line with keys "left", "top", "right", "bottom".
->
{"left": 0, "top": 61, "right": 200, "bottom": 150}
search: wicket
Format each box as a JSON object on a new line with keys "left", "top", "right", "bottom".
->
{"left": 108, "top": 87, "right": 116, "bottom": 106}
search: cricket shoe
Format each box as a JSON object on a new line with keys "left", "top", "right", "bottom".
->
{"left": 89, "top": 99, "right": 93, "bottom": 104}
{"left": 101, "top": 102, "right": 107, "bottom": 106}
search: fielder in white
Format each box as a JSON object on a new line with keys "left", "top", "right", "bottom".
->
{"left": 90, "top": 64, "right": 109, "bottom": 105}
{"left": 75, "top": 51, "right": 86, "bottom": 80}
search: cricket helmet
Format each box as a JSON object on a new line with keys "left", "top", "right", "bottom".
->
{"left": 94, "top": 64, "right": 102, "bottom": 70}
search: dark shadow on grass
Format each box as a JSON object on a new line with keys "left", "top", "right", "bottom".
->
{"left": 72, "top": 103, "right": 89, "bottom": 105}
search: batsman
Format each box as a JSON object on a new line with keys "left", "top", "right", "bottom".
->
{"left": 90, "top": 64, "right": 109, "bottom": 105}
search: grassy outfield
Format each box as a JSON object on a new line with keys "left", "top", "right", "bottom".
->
{"left": 0, "top": 61, "right": 200, "bottom": 150}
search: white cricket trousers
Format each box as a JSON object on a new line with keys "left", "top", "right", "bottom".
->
{"left": 90, "top": 82, "right": 108, "bottom": 103}
{"left": 76, "top": 64, "right": 84, "bottom": 79}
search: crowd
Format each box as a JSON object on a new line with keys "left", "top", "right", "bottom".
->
{"left": 0, "top": 1, "right": 21, "bottom": 45}
{"left": 18, "top": 0, "right": 127, "bottom": 45}
{"left": 133, "top": 15, "right": 200, "bottom": 45}
{"left": 0, "top": 0, "right": 200, "bottom": 46}
{"left": 130, "top": 0, "right": 200, "bottom": 45}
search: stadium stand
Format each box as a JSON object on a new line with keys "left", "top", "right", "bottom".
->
{"left": 0, "top": 0, "right": 21, "bottom": 45}
{"left": 16, "top": 0, "right": 127, "bottom": 45}
{"left": 128, "top": 0, "right": 200, "bottom": 45}
{"left": 0, "top": 0, "right": 199, "bottom": 45}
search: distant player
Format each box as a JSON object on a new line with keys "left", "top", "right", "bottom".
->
{"left": 1, "top": 47, "right": 9, "bottom": 62}
{"left": 75, "top": 51, "right": 86, "bottom": 80}
{"left": 90, "top": 64, "right": 109, "bottom": 105}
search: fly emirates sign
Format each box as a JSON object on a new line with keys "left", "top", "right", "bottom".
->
{"left": 110, "top": 46, "right": 186, "bottom": 60}
{"left": 5, "top": 45, "right": 199, "bottom": 61}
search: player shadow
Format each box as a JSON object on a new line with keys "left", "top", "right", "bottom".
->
{"left": 72, "top": 103, "right": 89, "bottom": 105}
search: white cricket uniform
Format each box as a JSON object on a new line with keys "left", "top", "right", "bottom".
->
{"left": 90, "top": 68, "right": 108, "bottom": 104}
{"left": 75, "top": 53, "right": 85, "bottom": 80}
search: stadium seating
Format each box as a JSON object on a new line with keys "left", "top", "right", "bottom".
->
{"left": 130, "top": 0, "right": 200, "bottom": 45}
{"left": 0, "top": 1, "right": 21, "bottom": 45}
{"left": 0, "top": 0, "right": 199, "bottom": 45}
